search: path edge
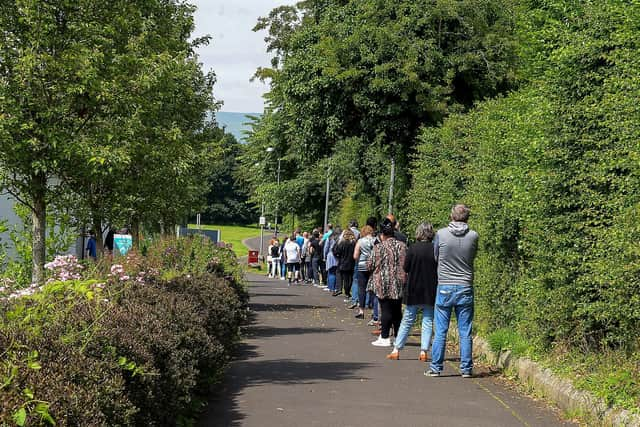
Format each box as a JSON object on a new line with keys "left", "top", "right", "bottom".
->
{"left": 472, "top": 335, "right": 640, "bottom": 426}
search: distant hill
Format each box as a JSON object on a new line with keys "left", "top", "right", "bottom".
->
{"left": 215, "top": 112, "right": 261, "bottom": 142}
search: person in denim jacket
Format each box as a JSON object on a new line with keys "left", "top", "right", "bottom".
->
{"left": 427, "top": 204, "right": 479, "bottom": 378}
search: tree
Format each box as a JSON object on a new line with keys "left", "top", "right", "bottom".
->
{"left": 244, "top": 0, "right": 518, "bottom": 222}
{"left": 0, "top": 0, "right": 219, "bottom": 279}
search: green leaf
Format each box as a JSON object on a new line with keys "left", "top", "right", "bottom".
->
{"left": 23, "top": 387, "right": 34, "bottom": 399}
{"left": 35, "top": 402, "right": 56, "bottom": 426}
{"left": 27, "top": 361, "right": 42, "bottom": 370}
{"left": 12, "top": 407, "right": 26, "bottom": 426}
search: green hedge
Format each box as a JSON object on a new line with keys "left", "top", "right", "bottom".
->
{"left": 0, "top": 237, "right": 247, "bottom": 426}
{"left": 406, "top": 0, "right": 640, "bottom": 352}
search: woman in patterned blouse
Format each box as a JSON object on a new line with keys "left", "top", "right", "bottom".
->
{"left": 368, "top": 218, "right": 407, "bottom": 347}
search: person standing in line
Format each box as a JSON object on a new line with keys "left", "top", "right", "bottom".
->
{"left": 284, "top": 235, "right": 301, "bottom": 285}
{"left": 309, "top": 231, "right": 322, "bottom": 286}
{"left": 295, "top": 229, "right": 304, "bottom": 281}
{"left": 267, "top": 239, "right": 274, "bottom": 278}
{"left": 353, "top": 225, "right": 375, "bottom": 319}
{"left": 279, "top": 237, "right": 287, "bottom": 281}
{"left": 319, "top": 223, "right": 333, "bottom": 285}
{"left": 333, "top": 228, "right": 356, "bottom": 301}
{"left": 326, "top": 228, "right": 341, "bottom": 294}
{"left": 385, "top": 213, "right": 408, "bottom": 244}
{"left": 365, "top": 217, "right": 381, "bottom": 327}
{"left": 349, "top": 219, "right": 360, "bottom": 240}
{"left": 368, "top": 218, "right": 407, "bottom": 347}
{"left": 427, "top": 204, "right": 479, "bottom": 378}
{"left": 301, "top": 231, "right": 311, "bottom": 283}
{"left": 387, "top": 223, "right": 438, "bottom": 361}
{"left": 269, "top": 239, "right": 280, "bottom": 278}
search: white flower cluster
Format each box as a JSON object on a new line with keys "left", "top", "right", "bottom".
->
{"left": 109, "top": 264, "right": 130, "bottom": 281}
{"left": 45, "top": 255, "right": 84, "bottom": 283}
{"left": 0, "top": 282, "right": 43, "bottom": 301}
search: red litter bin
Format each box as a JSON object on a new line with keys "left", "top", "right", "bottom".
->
{"left": 248, "top": 250, "right": 260, "bottom": 268}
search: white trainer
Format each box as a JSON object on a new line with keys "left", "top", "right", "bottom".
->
{"left": 371, "top": 336, "right": 391, "bottom": 347}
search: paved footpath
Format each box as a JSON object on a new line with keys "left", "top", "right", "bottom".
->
{"left": 199, "top": 273, "right": 576, "bottom": 427}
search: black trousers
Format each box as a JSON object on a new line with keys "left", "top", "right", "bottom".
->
{"left": 379, "top": 298, "right": 402, "bottom": 339}
{"left": 340, "top": 269, "right": 353, "bottom": 297}
{"left": 320, "top": 259, "right": 327, "bottom": 284}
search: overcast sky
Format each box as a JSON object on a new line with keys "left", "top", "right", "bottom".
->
{"left": 191, "top": 0, "right": 290, "bottom": 113}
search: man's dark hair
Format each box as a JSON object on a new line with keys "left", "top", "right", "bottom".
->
{"left": 380, "top": 218, "right": 395, "bottom": 237}
{"left": 366, "top": 216, "right": 377, "bottom": 229}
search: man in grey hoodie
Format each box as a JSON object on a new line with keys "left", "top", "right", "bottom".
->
{"left": 427, "top": 204, "right": 479, "bottom": 378}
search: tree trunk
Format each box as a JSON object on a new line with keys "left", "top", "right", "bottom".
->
{"left": 31, "top": 174, "right": 47, "bottom": 284}
{"left": 92, "top": 216, "right": 104, "bottom": 257}
{"left": 131, "top": 218, "right": 140, "bottom": 249}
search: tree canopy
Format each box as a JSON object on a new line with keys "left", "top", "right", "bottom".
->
{"left": 242, "top": 0, "right": 518, "bottom": 223}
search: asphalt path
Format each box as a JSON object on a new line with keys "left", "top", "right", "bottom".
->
{"left": 200, "top": 272, "right": 576, "bottom": 427}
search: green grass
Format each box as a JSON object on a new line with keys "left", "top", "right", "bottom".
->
{"left": 187, "top": 224, "right": 261, "bottom": 257}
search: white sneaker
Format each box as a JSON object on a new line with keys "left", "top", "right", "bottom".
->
{"left": 280, "top": 277, "right": 285, "bottom": 281}
{"left": 371, "top": 336, "right": 391, "bottom": 347}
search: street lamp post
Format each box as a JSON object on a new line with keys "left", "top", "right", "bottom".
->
{"left": 324, "top": 164, "right": 330, "bottom": 233}
{"left": 266, "top": 147, "right": 281, "bottom": 236}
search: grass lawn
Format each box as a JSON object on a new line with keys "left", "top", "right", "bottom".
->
{"left": 187, "top": 224, "right": 261, "bottom": 257}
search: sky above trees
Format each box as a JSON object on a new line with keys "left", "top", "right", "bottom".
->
{"left": 191, "top": 0, "right": 292, "bottom": 113}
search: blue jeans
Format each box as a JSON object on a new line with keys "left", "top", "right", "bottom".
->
{"left": 328, "top": 267, "right": 337, "bottom": 292}
{"left": 280, "top": 259, "right": 286, "bottom": 278}
{"left": 429, "top": 285, "right": 474, "bottom": 374}
{"left": 311, "top": 257, "right": 320, "bottom": 284}
{"left": 394, "top": 304, "right": 434, "bottom": 351}
{"left": 350, "top": 271, "right": 359, "bottom": 304}
{"left": 371, "top": 293, "right": 379, "bottom": 321}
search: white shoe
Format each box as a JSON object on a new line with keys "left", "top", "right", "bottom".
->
{"left": 280, "top": 277, "right": 285, "bottom": 281}
{"left": 371, "top": 337, "right": 391, "bottom": 347}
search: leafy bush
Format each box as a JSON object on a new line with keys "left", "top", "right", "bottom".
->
{"left": 406, "top": 0, "right": 640, "bottom": 353}
{"left": 405, "top": 0, "right": 640, "bottom": 411}
{"left": 0, "top": 237, "right": 247, "bottom": 426}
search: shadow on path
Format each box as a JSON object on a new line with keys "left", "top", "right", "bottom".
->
{"left": 202, "top": 358, "right": 372, "bottom": 427}
{"left": 245, "top": 325, "right": 341, "bottom": 338}
{"left": 249, "top": 303, "right": 330, "bottom": 312}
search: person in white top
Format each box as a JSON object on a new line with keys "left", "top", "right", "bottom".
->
{"left": 284, "top": 236, "right": 301, "bottom": 285}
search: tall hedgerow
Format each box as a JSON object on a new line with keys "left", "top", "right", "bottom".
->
{"left": 406, "top": 0, "right": 640, "bottom": 352}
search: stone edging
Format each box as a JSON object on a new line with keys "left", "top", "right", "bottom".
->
{"left": 473, "top": 336, "right": 640, "bottom": 426}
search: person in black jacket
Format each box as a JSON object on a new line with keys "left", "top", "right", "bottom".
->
{"left": 333, "top": 228, "right": 357, "bottom": 298}
{"left": 386, "top": 222, "right": 438, "bottom": 361}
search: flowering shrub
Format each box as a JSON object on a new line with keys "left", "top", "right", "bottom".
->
{"left": 0, "top": 236, "right": 246, "bottom": 426}
{"left": 44, "top": 255, "right": 83, "bottom": 282}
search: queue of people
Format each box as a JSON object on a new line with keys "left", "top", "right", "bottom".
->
{"left": 265, "top": 204, "right": 478, "bottom": 377}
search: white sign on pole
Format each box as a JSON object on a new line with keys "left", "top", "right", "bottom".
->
{"left": 259, "top": 216, "right": 266, "bottom": 226}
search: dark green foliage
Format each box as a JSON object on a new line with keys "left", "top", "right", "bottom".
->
{"left": 243, "top": 0, "right": 518, "bottom": 221}
{"left": 406, "top": 0, "right": 640, "bottom": 352}
{"left": 200, "top": 133, "right": 259, "bottom": 225}
{"left": 0, "top": 242, "right": 247, "bottom": 425}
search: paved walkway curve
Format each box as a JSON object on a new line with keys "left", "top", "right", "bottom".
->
{"left": 200, "top": 273, "right": 575, "bottom": 427}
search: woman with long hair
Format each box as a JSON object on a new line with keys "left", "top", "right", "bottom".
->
{"left": 368, "top": 218, "right": 407, "bottom": 347}
{"left": 333, "top": 228, "right": 357, "bottom": 299}
{"left": 353, "top": 225, "right": 375, "bottom": 319}
{"left": 387, "top": 223, "right": 438, "bottom": 361}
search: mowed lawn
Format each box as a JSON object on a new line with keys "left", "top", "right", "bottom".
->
{"left": 187, "top": 224, "right": 261, "bottom": 257}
